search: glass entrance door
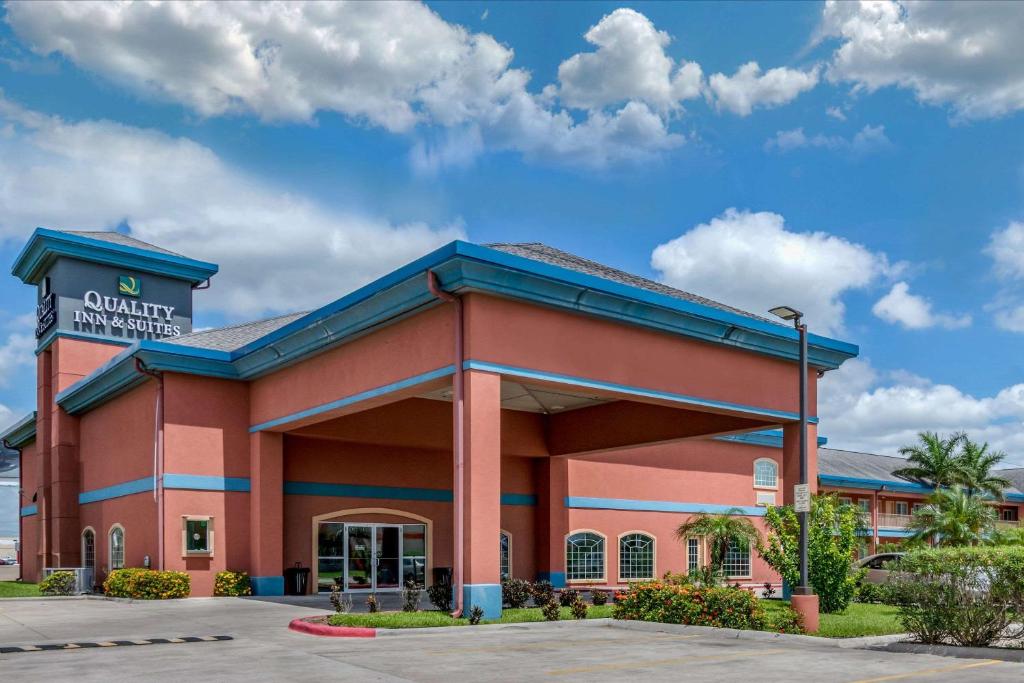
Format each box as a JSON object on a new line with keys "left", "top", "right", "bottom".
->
{"left": 375, "top": 526, "right": 402, "bottom": 590}
{"left": 346, "top": 525, "right": 374, "bottom": 591}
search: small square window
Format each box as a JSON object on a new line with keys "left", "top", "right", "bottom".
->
{"left": 182, "top": 517, "right": 213, "bottom": 556}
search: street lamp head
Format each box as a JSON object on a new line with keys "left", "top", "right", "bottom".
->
{"left": 769, "top": 305, "right": 803, "bottom": 323}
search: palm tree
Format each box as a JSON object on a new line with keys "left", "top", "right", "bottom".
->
{"left": 675, "top": 509, "right": 760, "bottom": 583}
{"left": 908, "top": 486, "right": 996, "bottom": 547}
{"left": 956, "top": 438, "right": 1012, "bottom": 500}
{"left": 893, "top": 431, "right": 967, "bottom": 488}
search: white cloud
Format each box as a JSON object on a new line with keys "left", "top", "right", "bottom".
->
{"left": 764, "top": 124, "right": 891, "bottom": 155}
{"left": 0, "top": 97, "right": 464, "bottom": 318}
{"left": 0, "top": 331, "right": 34, "bottom": 387}
{"left": 820, "top": 358, "right": 1024, "bottom": 466}
{"left": 0, "top": 404, "right": 16, "bottom": 433}
{"left": 707, "top": 62, "right": 819, "bottom": 116}
{"left": 3, "top": 1, "right": 688, "bottom": 169}
{"left": 650, "top": 208, "right": 899, "bottom": 336}
{"left": 818, "top": 0, "right": 1024, "bottom": 120}
{"left": 826, "top": 105, "right": 847, "bottom": 121}
{"left": 556, "top": 8, "right": 703, "bottom": 112}
{"left": 984, "top": 222, "right": 1024, "bottom": 332}
{"left": 872, "top": 281, "right": 971, "bottom": 330}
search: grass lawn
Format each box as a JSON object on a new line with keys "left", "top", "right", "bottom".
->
{"left": 0, "top": 581, "right": 41, "bottom": 598}
{"left": 762, "top": 600, "right": 903, "bottom": 638}
{"left": 328, "top": 604, "right": 615, "bottom": 628}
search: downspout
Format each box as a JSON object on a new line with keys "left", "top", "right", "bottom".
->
{"left": 135, "top": 358, "right": 165, "bottom": 571}
{"left": 3, "top": 439, "right": 22, "bottom": 580}
{"left": 427, "top": 271, "right": 464, "bottom": 618}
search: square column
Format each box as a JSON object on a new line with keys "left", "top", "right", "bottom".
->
{"left": 782, "top": 421, "right": 818, "bottom": 503}
{"left": 461, "top": 370, "right": 502, "bottom": 618}
{"left": 249, "top": 431, "right": 284, "bottom": 595}
{"left": 535, "top": 457, "right": 569, "bottom": 587}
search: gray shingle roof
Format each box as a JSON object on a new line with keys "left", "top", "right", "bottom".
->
{"left": 60, "top": 230, "right": 185, "bottom": 257}
{"left": 486, "top": 243, "right": 777, "bottom": 325}
{"left": 166, "top": 311, "right": 308, "bottom": 352}
{"left": 819, "top": 447, "right": 1024, "bottom": 497}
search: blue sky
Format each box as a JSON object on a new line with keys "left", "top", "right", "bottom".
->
{"left": 0, "top": 1, "right": 1023, "bottom": 462}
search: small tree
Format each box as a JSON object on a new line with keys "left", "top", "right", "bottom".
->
{"left": 892, "top": 431, "right": 966, "bottom": 488}
{"left": 675, "top": 509, "right": 759, "bottom": 585}
{"left": 757, "top": 494, "right": 865, "bottom": 613}
{"left": 956, "top": 439, "right": 1011, "bottom": 500}
{"left": 909, "top": 485, "right": 996, "bottom": 547}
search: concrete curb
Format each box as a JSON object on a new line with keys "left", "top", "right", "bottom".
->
{"left": 870, "top": 641, "right": 1024, "bottom": 663}
{"left": 608, "top": 619, "right": 909, "bottom": 649}
{"left": 288, "top": 617, "right": 376, "bottom": 638}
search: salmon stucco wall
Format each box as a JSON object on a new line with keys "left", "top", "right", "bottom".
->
{"left": 78, "top": 381, "right": 157, "bottom": 492}
{"left": 79, "top": 494, "right": 158, "bottom": 586}
{"left": 164, "top": 374, "right": 250, "bottom": 479}
{"left": 163, "top": 490, "right": 250, "bottom": 596}
{"left": 18, "top": 441, "right": 40, "bottom": 581}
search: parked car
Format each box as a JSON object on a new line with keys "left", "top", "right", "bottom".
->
{"left": 856, "top": 552, "right": 905, "bottom": 585}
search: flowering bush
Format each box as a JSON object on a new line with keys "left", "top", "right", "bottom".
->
{"left": 103, "top": 568, "right": 190, "bottom": 599}
{"left": 764, "top": 606, "right": 805, "bottom": 634}
{"left": 40, "top": 570, "right": 77, "bottom": 596}
{"left": 213, "top": 570, "right": 252, "bottom": 597}
{"left": 613, "top": 581, "right": 765, "bottom": 630}
{"left": 502, "top": 578, "right": 531, "bottom": 608}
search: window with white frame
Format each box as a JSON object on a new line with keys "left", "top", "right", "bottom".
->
{"left": 839, "top": 496, "right": 853, "bottom": 506}
{"left": 858, "top": 499, "right": 870, "bottom": 513}
{"left": 109, "top": 526, "right": 125, "bottom": 570}
{"left": 686, "top": 537, "right": 701, "bottom": 573}
{"left": 566, "top": 532, "right": 605, "bottom": 582}
{"left": 723, "top": 540, "right": 751, "bottom": 578}
{"left": 182, "top": 516, "right": 213, "bottom": 556}
{"left": 618, "top": 533, "right": 654, "bottom": 580}
{"left": 894, "top": 502, "right": 909, "bottom": 516}
{"left": 500, "top": 531, "right": 511, "bottom": 580}
{"left": 753, "top": 459, "right": 778, "bottom": 489}
{"left": 81, "top": 529, "right": 95, "bottom": 569}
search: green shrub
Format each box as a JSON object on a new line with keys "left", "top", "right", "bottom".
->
{"left": 613, "top": 581, "right": 765, "bottom": 630}
{"left": 502, "top": 578, "right": 531, "bottom": 608}
{"left": 571, "top": 599, "right": 588, "bottom": 620}
{"left": 468, "top": 606, "right": 484, "bottom": 625}
{"left": 542, "top": 599, "right": 560, "bottom": 621}
{"left": 401, "top": 580, "right": 421, "bottom": 612}
{"left": 530, "top": 580, "right": 554, "bottom": 606}
{"left": 888, "top": 547, "right": 1024, "bottom": 647}
{"left": 103, "top": 569, "right": 190, "bottom": 599}
{"left": 558, "top": 588, "right": 579, "bottom": 607}
{"left": 40, "top": 570, "right": 77, "bottom": 596}
{"left": 213, "top": 570, "right": 251, "bottom": 597}
{"left": 591, "top": 590, "right": 608, "bottom": 606}
{"left": 426, "top": 582, "right": 452, "bottom": 612}
{"left": 763, "top": 606, "right": 805, "bottom": 634}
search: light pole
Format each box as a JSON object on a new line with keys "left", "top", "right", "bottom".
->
{"left": 769, "top": 306, "right": 812, "bottom": 598}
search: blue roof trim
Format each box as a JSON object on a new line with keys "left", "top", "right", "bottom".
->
{"left": 20, "top": 504, "right": 37, "bottom": 517}
{"left": 53, "top": 240, "right": 859, "bottom": 417}
{"left": 12, "top": 227, "right": 219, "bottom": 285}
{"left": 565, "top": 496, "right": 767, "bottom": 517}
{"left": 0, "top": 411, "right": 37, "bottom": 447}
{"left": 714, "top": 429, "right": 828, "bottom": 448}
{"left": 466, "top": 360, "right": 817, "bottom": 424}
{"left": 877, "top": 529, "right": 917, "bottom": 538}
{"left": 249, "top": 365, "right": 455, "bottom": 432}
{"left": 818, "top": 474, "right": 932, "bottom": 494}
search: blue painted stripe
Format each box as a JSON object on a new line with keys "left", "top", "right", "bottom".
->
{"left": 877, "top": 529, "right": 916, "bottom": 538}
{"left": 501, "top": 493, "right": 538, "bottom": 506}
{"left": 565, "top": 496, "right": 767, "bottom": 517}
{"left": 20, "top": 504, "right": 37, "bottom": 517}
{"left": 79, "top": 477, "right": 154, "bottom": 504}
{"left": 465, "top": 360, "right": 816, "bottom": 424}
{"left": 285, "top": 481, "right": 453, "bottom": 502}
{"left": 249, "top": 365, "right": 455, "bottom": 432}
{"left": 163, "top": 474, "right": 251, "bottom": 492}
{"left": 715, "top": 429, "right": 828, "bottom": 448}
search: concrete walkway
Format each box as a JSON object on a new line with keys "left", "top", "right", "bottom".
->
{"left": 2, "top": 598, "right": 1024, "bottom": 681}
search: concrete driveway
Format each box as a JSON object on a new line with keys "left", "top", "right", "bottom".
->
{"left": 2, "top": 598, "right": 1023, "bottom": 682}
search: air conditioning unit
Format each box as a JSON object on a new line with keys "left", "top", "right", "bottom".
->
{"left": 756, "top": 491, "right": 776, "bottom": 506}
{"left": 43, "top": 567, "right": 95, "bottom": 594}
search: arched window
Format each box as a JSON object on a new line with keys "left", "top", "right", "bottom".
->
{"left": 566, "top": 531, "right": 605, "bottom": 582}
{"left": 499, "top": 531, "right": 512, "bottom": 580}
{"left": 109, "top": 525, "right": 125, "bottom": 570}
{"left": 754, "top": 459, "right": 778, "bottom": 489}
{"left": 81, "top": 528, "right": 95, "bottom": 569}
{"left": 618, "top": 532, "right": 655, "bottom": 581}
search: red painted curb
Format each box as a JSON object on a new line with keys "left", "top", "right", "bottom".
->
{"left": 288, "top": 617, "right": 377, "bottom": 638}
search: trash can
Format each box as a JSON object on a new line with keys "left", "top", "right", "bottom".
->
{"left": 432, "top": 567, "right": 452, "bottom": 587}
{"left": 284, "top": 563, "right": 310, "bottom": 595}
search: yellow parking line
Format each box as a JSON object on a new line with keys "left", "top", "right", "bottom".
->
{"left": 547, "top": 648, "right": 786, "bottom": 676}
{"left": 848, "top": 659, "right": 1001, "bottom": 683}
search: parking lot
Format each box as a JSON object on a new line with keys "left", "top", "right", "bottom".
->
{"left": 1, "top": 598, "right": 1022, "bottom": 682}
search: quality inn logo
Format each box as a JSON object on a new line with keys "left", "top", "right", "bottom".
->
{"left": 118, "top": 275, "right": 141, "bottom": 297}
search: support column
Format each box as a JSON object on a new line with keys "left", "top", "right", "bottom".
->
{"left": 535, "top": 457, "right": 569, "bottom": 588}
{"left": 782, "top": 422, "right": 818, "bottom": 502}
{"left": 461, "top": 370, "right": 502, "bottom": 618}
{"left": 249, "top": 431, "right": 284, "bottom": 595}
